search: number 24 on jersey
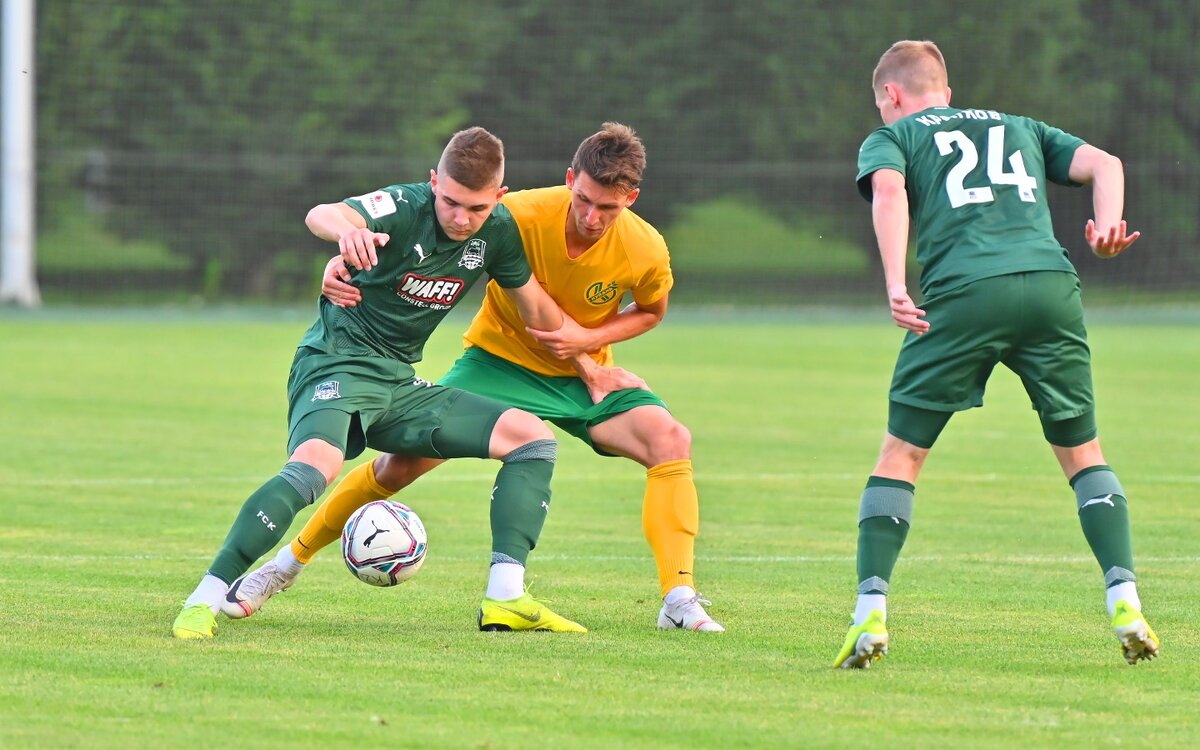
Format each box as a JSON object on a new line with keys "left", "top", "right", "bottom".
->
{"left": 935, "top": 125, "right": 1038, "bottom": 208}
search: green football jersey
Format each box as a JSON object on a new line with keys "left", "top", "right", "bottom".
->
{"left": 296, "top": 181, "right": 531, "bottom": 363}
{"left": 857, "top": 106, "right": 1085, "bottom": 298}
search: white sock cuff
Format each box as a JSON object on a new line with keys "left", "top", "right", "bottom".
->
{"left": 853, "top": 593, "right": 887, "bottom": 626}
{"left": 185, "top": 574, "right": 229, "bottom": 614}
{"left": 664, "top": 585, "right": 697, "bottom": 604}
{"left": 273, "top": 545, "right": 304, "bottom": 576}
{"left": 1106, "top": 581, "right": 1141, "bottom": 616}
{"left": 485, "top": 562, "right": 526, "bottom": 601}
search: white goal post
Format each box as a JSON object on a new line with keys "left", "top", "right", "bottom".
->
{"left": 1, "top": 0, "right": 41, "bottom": 307}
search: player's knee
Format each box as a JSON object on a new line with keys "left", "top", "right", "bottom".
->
{"left": 875, "top": 434, "right": 929, "bottom": 477}
{"left": 288, "top": 438, "right": 344, "bottom": 486}
{"left": 503, "top": 408, "right": 552, "bottom": 441}
{"left": 654, "top": 418, "right": 692, "bottom": 461}
{"left": 881, "top": 436, "right": 926, "bottom": 461}
{"left": 492, "top": 409, "right": 554, "bottom": 457}
{"left": 373, "top": 453, "right": 419, "bottom": 490}
{"left": 373, "top": 454, "right": 403, "bottom": 487}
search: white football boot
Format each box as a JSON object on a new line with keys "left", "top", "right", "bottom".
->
{"left": 657, "top": 591, "right": 725, "bottom": 632}
{"left": 221, "top": 561, "right": 300, "bottom": 619}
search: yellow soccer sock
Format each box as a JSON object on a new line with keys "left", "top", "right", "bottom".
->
{"left": 643, "top": 459, "right": 700, "bottom": 597}
{"left": 291, "top": 460, "right": 392, "bottom": 564}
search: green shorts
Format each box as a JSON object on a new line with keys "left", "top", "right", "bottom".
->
{"left": 439, "top": 346, "right": 668, "bottom": 453}
{"left": 285, "top": 348, "right": 510, "bottom": 460}
{"left": 890, "top": 270, "right": 1094, "bottom": 422}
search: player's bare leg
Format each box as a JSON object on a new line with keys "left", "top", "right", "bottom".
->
{"left": 590, "top": 406, "right": 723, "bottom": 632}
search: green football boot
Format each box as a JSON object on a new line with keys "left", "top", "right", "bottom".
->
{"left": 833, "top": 609, "right": 888, "bottom": 669}
{"left": 478, "top": 593, "right": 587, "bottom": 633}
{"left": 172, "top": 603, "right": 217, "bottom": 640}
{"left": 1111, "top": 599, "right": 1160, "bottom": 665}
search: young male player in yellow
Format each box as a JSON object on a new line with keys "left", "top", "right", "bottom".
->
{"left": 833, "top": 41, "right": 1156, "bottom": 668}
{"left": 225, "top": 123, "right": 724, "bottom": 633}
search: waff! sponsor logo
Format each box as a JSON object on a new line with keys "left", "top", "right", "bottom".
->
{"left": 396, "top": 273, "right": 465, "bottom": 309}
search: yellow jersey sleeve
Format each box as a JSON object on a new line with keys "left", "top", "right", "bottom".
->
{"left": 462, "top": 186, "right": 674, "bottom": 377}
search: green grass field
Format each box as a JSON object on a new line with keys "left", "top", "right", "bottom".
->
{"left": 2, "top": 308, "right": 1198, "bottom": 749}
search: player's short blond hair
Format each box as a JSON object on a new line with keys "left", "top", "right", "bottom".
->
{"left": 438, "top": 127, "right": 504, "bottom": 190}
{"left": 571, "top": 122, "right": 646, "bottom": 193}
{"left": 872, "top": 40, "right": 948, "bottom": 99}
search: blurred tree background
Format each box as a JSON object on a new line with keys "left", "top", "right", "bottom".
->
{"left": 28, "top": 0, "right": 1199, "bottom": 304}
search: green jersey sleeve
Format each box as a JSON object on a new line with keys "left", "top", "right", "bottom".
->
{"left": 343, "top": 183, "right": 422, "bottom": 235}
{"left": 1030, "top": 118, "right": 1086, "bottom": 187}
{"left": 482, "top": 218, "right": 532, "bottom": 289}
{"left": 856, "top": 128, "right": 908, "bottom": 201}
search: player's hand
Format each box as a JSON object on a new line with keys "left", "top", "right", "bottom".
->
{"left": 578, "top": 364, "right": 649, "bottom": 404}
{"left": 526, "top": 314, "right": 599, "bottom": 359}
{"left": 888, "top": 285, "right": 929, "bottom": 334}
{"left": 1086, "top": 219, "right": 1140, "bottom": 259}
{"left": 321, "top": 256, "right": 361, "bottom": 307}
{"left": 339, "top": 227, "right": 390, "bottom": 271}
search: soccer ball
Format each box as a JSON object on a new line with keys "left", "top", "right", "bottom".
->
{"left": 341, "top": 500, "right": 428, "bottom": 587}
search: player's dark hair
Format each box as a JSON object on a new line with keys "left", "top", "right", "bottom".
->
{"left": 873, "top": 40, "right": 948, "bottom": 98}
{"left": 571, "top": 122, "right": 646, "bottom": 193}
{"left": 438, "top": 127, "right": 505, "bottom": 190}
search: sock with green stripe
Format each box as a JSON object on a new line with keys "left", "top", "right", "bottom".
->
{"left": 207, "top": 462, "right": 327, "bottom": 585}
{"left": 1071, "top": 465, "right": 1139, "bottom": 615}
{"left": 486, "top": 440, "right": 556, "bottom": 600}
{"left": 854, "top": 476, "right": 914, "bottom": 624}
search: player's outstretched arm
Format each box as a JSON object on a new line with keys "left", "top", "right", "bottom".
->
{"left": 870, "top": 169, "right": 928, "bottom": 334}
{"left": 1069, "top": 144, "right": 1141, "bottom": 258}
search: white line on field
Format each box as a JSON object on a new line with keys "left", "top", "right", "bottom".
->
{"left": 8, "top": 472, "right": 1200, "bottom": 487}
{"left": 0, "top": 553, "right": 1196, "bottom": 565}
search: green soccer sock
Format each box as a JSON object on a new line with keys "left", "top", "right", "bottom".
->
{"left": 489, "top": 454, "right": 554, "bottom": 567}
{"left": 207, "top": 463, "right": 327, "bottom": 584}
{"left": 856, "top": 476, "right": 914, "bottom": 594}
{"left": 1071, "top": 465, "right": 1136, "bottom": 586}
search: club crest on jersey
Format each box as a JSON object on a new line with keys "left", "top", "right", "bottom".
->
{"left": 458, "top": 238, "right": 487, "bottom": 270}
{"left": 586, "top": 280, "right": 620, "bottom": 305}
{"left": 312, "top": 381, "right": 341, "bottom": 401}
{"left": 396, "top": 272, "right": 465, "bottom": 310}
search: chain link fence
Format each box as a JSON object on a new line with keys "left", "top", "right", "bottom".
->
{"left": 11, "top": 0, "right": 1199, "bottom": 306}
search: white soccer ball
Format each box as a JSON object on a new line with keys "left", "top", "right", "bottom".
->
{"left": 341, "top": 500, "right": 428, "bottom": 587}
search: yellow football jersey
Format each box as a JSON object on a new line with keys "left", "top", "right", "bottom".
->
{"left": 462, "top": 185, "right": 673, "bottom": 376}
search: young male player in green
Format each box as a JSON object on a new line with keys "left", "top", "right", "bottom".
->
{"left": 172, "top": 127, "right": 593, "bottom": 639}
{"left": 834, "top": 41, "right": 1157, "bottom": 668}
